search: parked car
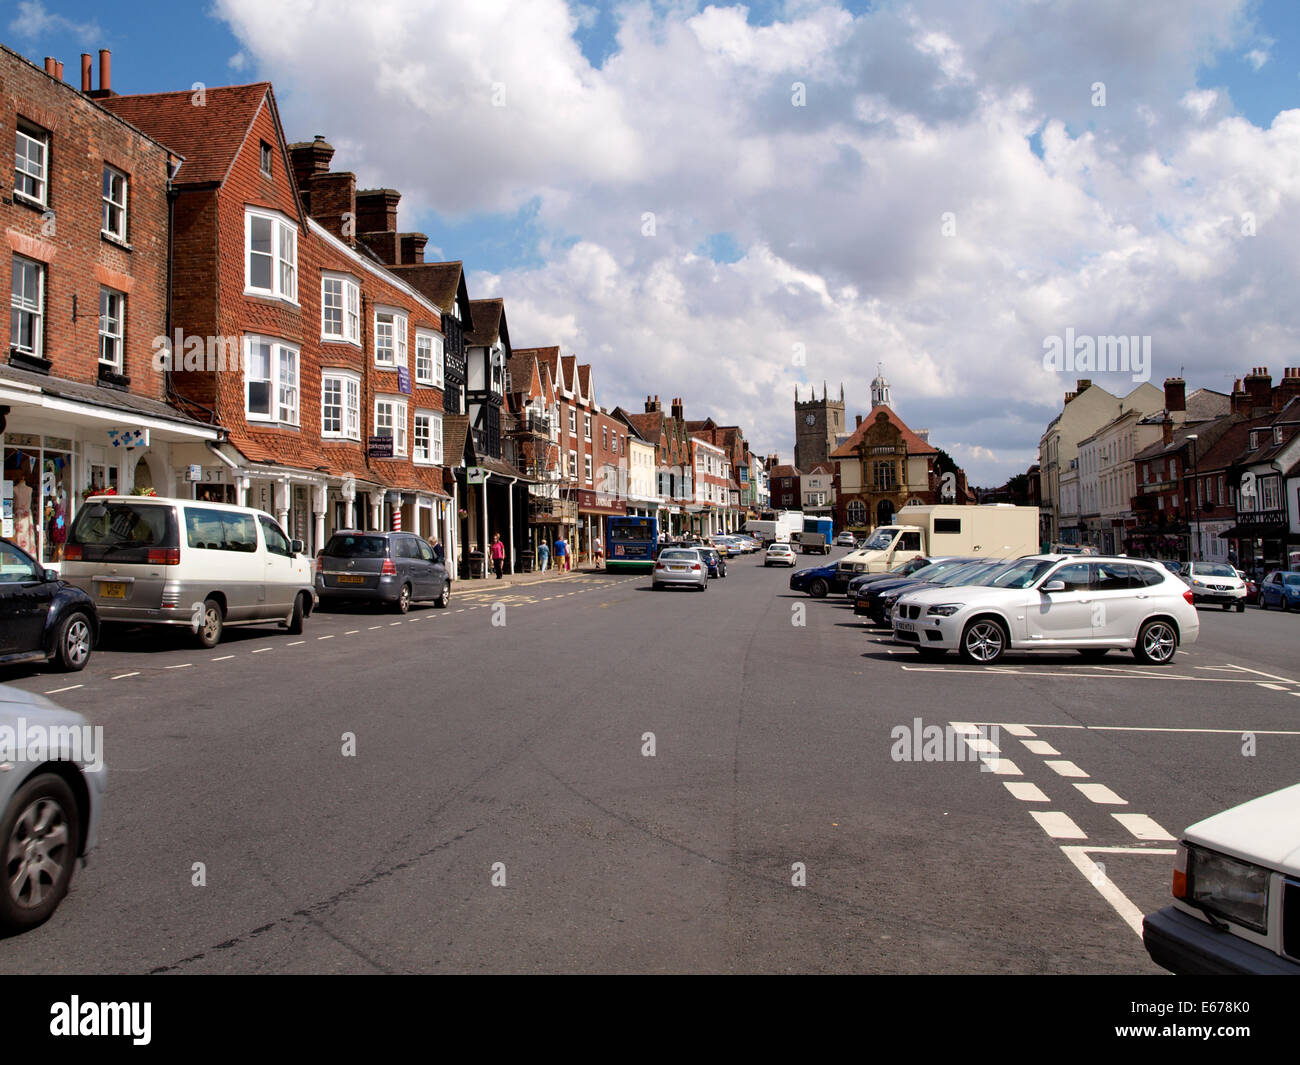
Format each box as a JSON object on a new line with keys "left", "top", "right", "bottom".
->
{"left": 61, "top": 495, "right": 315, "bottom": 648}
{"left": 790, "top": 561, "right": 860, "bottom": 597}
{"left": 845, "top": 555, "right": 935, "bottom": 598}
{"left": 764, "top": 543, "right": 797, "bottom": 567}
{"left": 699, "top": 547, "right": 727, "bottom": 578}
{"left": 891, "top": 555, "right": 1198, "bottom": 664}
{"left": 0, "top": 685, "right": 106, "bottom": 933}
{"left": 1184, "top": 561, "right": 1246, "bottom": 611}
{"left": 1143, "top": 782, "right": 1300, "bottom": 974}
{"left": 652, "top": 548, "right": 708, "bottom": 590}
{"left": 0, "top": 540, "right": 98, "bottom": 671}
{"left": 855, "top": 557, "right": 986, "bottom": 622}
{"left": 1236, "top": 568, "right": 1259, "bottom": 604}
{"left": 316, "top": 531, "right": 450, "bottom": 613}
{"left": 1258, "top": 570, "right": 1300, "bottom": 611}
{"left": 864, "top": 558, "right": 1008, "bottom": 624}
{"left": 834, "top": 532, "right": 856, "bottom": 547}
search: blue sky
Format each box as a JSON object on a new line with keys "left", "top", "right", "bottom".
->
{"left": 7, "top": 0, "right": 1300, "bottom": 483}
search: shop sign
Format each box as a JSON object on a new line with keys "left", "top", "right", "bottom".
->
{"left": 368, "top": 435, "right": 394, "bottom": 459}
{"left": 107, "top": 428, "right": 149, "bottom": 449}
{"left": 397, "top": 367, "right": 412, "bottom": 395}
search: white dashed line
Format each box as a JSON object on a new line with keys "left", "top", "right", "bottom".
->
{"left": 1003, "top": 782, "right": 1049, "bottom": 802}
{"left": 369, "top": 625, "right": 383, "bottom": 629}
{"left": 1030, "top": 811, "right": 1087, "bottom": 839}
{"left": 1002, "top": 724, "right": 1036, "bottom": 737}
{"left": 287, "top": 640, "right": 305, "bottom": 646}
{"left": 43, "top": 684, "right": 83, "bottom": 694}
{"left": 164, "top": 663, "right": 193, "bottom": 670}
{"left": 252, "top": 648, "right": 272, "bottom": 654}
{"left": 317, "top": 635, "right": 335, "bottom": 640}
{"left": 1073, "top": 782, "right": 1128, "bottom": 805}
{"left": 345, "top": 630, "right": 360, "bottom": 635}
{"left": 1113, "top": 813, "right": 1175, "bottom": 841}
{"left": 1045, "top": 760, "right": 1089, "bottom": 778}
{"left": 979, "top": 757, "right": 1021, "bottom": 775}
{"left": 1257, "top": 682, "right": 1288, "bottom": 691}
{"left": 111, "top": 672, "right": 139, "bottom": 680}
{"left": 211, "top": 655, "right": 234, "bottom": 662}
{"left": 1021, "top": 739, "right": 1060, "bottom": 756}
{"left": 389, "top": 622, "right": 403, "bottom": 626}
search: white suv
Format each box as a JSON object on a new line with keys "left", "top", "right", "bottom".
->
{"left": 1144, "top": 783, "right": 1300, "bottom": 974}
{"left": 765, "top": 542, "right": 797, "bottom": 567}
{"left": 891, "top": 555, "right": 1199, "bottom": 664}
{"left": 1185, "top": 561, "right": 1247, "bottom": 611}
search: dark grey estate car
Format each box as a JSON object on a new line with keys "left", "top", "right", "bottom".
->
{"left": 316, "top": 531, "right": 450, "bottom": 613}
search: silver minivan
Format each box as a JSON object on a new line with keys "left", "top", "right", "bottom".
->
{"left": 60, "top": 495, "right": 316, "bottom": 647}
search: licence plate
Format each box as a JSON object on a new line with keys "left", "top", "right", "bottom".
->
{"left": 895, "top": 621, "right": 916, "bottom": 632}
{"left": 668, "top": 565, "right": 685, "bottom": 571}
{"left": 336, "top": 575, "right": 367, "bottom": 584}
{"left": 99, "top": 582, "right": 127, "bottom": 599}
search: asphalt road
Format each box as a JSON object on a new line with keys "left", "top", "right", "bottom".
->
{"left": 1, "top": 549, "right": 1297, "bottom": 973}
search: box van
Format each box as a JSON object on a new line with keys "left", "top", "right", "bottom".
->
{"left": 837, "top": 504, "right": 1039, "bottom": 576}
{"left": 60, "top": 496, "right": 316, "bottom": 647}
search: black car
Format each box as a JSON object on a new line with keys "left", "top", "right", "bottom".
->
{"left": 0, "top": 540, "right": 98, "bottom": 671}
{"left": 844, "top": 556, "right": 936, "bottom": 598}
{"left": 699, "top": 547, "right": 727, "bottom": 578}
{"left": 859, "top": 558, "right": 1001, "bottom": 623}
{"left": 316, "top": 531, "right": 450, "bottom": 613}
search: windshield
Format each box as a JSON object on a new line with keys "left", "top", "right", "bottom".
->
{"left": 932, "top": 561, "right": 1000, "bottom": 586}
{"left": 859, "top": 527, "right": 898, "bottom": 551}
{"left": 660, "top": 550, "right": 699, "bottom": 561}
{"left": 610, "top": 522, "right": 653, "bottom": 542}
{"left": 985, "top": 558, "right": 1057, "bottom": 589}
{"left": 889, "top": 556, "right": 928, "bottom": 574}
{"left": 964, "top": 561, "right": 1020, "bottom": 586}
{"left": 1192, "top": 563, "right": 1235, "bottom": 578}
{"left": 1284, "top": 574, "right": 1300, "bottom": 586}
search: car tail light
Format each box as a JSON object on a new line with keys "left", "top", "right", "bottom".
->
{"left": 315, "top": 552, "right": 323, "bottom": 574}
{"left": 147, "top": 547, "right": 180, "bottom": 565}
{"left": 1183, "top": 589, "right": 1194, "bottom": 605}
{"left": 1171, "top": 843, "right": 1188, "bottom": 900}
{"left": 691, "top": 563, "right": 701, "bottom": 571}
{"left": 381, "top": 558, "right": 397, "bottom": 576}
{"left": 63, "top": 545, "right": 82, "bottom": 561}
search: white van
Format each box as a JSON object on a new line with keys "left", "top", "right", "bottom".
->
{"left": 60, "top": 496, "right": 316, "bottom": 647}
{"left": 838, "top": 504, "right": 1040, "bottom": 576}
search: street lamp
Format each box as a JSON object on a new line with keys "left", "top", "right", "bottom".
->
{"left": 1186, "top": 434, "right": 1200, "bottom": 562}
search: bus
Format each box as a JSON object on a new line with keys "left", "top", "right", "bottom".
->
{"left": 606, "top": 515, "right": 659, "bottom": 572}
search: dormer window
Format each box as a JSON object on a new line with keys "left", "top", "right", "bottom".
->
{"left": 259, "top": 141, "right": 273, "bottom": 178}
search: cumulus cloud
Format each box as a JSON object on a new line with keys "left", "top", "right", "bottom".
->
{"left": 7, "top": 0, "right": 102, "bottom": 45}
{"left": 213, "top": 0, "right": 1297, "bottom": 486}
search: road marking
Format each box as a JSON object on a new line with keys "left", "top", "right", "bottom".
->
{"left": 252, "top": 647, "right": 272, "bottom": 654}
{"left": 287, "top": 640, "right": 305, "bottom": 646}
{"left": 1021, "top": 739, "right": 1060, "bottom": 756}
{"left": 1045, "top": 760, "right": 1088, "bottom": 778}
{"left": 1073, "top": 783, "right": 1128, "bottom": 805}
{"left": 317, "top": 635, "right": 335, "bottom": 640}
{"left": 1113, "top": 813, "right": 1175, "bottom": 841}
{"left": 963, "top": 736, "right": 1000, "bottom": 754}
{"left": 975, "top": 723, "right": 1300, "bottom": 736}
{"left": 1002, "top": 724, "right": 1036, "bottom": 737}
{"left": 899, "top": 665, "right": 1249, "bottom": 682}
{"left": 1257, "top": 682, "right": 1288, "bottom": 691}
{"left": 1061, "top": 847, "right": 1147, "bottom": 938}
{"left": 1004, "top": 782, "right": 1049, "bottom": 802}
{"left": 43, "top": 684, "right": 83, "bottom": 694}
{"left": 390, "top": 621, "right": 403, "bottom": 626}
{"left": 111, "top": 672, "right": 139, "bottom": 680}
{"left": 979, "top": 756, "right": 1021, "bottom": 775}
{"left": 345, "top": 630, "right": 359, "bottom": 635}
{"left": 164, "top": 663, "right": 193, "bottom": 670}
{"left": 1212, "top": 662, "right": 1300, "bottom": 685}
{"left": 369, "top": 625, "right": 383, "bottom": 629}
{"left": 211, "top": 655, "right": 234, "bottom": 662}
{"left": 1030, "top": 811, "right": 1087, "bottom": 839}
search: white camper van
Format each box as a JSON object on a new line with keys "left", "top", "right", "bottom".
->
{"left": 836, "top": 504, "right": 1039, "bottom": 576}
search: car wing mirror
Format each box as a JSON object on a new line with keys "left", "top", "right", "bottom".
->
{"left": 42, "top": 568, "right": 59, "bottom": 582}
{"left": 1041, "top": 579, "right": 1066, "bottom": 593}
{"left": 290, "top": 539, "right": 305, "bottom": 555}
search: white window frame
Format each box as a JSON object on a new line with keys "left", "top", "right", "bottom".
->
{"left": 569, "top": 409, "right": 576, "bottom": 434}
{"left": 102, "top": 165, "right": 128, "bottom": 241}
{"left": 374, "top": 395, "right": 408, "bottom": 456}
{"left": 243, "top": 334, "right": 300, "bottom": 426}
{"left": 10, "top": 255, "right": 44, "bottom": 358}
{"left": 585, "top": 454, "right": 593, "bottom": 483}
{"left": 321, "top": 274, "right": 360, "bottom": 344}
{"left": 321, "top": 369, "right": 361, "bottom": 440}
{"left": 414, "top": 409, "right": 443, "bottom": 465}
{"left": 584, "top": 413, "right": 592, "bottom": 441}
{"left": 98, "top": 287, "right": 125, "bottom": 371}
{"left": 244, "top": 208, "right": 298, "bottom": 303}
{"left": 569, "top": 450, "right": 578, "bottom": 478}
{"left": 374, "top": 307, "right": 408, "bottom": 368}
{"left": 416, "top": 330, "right": 443, "bottom": 386}
{"left": 15, "top": 125, "right": 47, "bottom": 205}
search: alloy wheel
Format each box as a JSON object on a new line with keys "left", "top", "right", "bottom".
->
{"left": 6, "top": 797, "right": 70, "bottom": 912}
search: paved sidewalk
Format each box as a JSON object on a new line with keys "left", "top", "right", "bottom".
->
{"left": 453, "top": 564, "right": 611, "bottom": 589}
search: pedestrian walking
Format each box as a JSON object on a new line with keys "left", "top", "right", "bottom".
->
{"left": 594, "top": 534, "right": 603, "bottom": 569}
{"left": 490, "top": 533, "right": 505, "bottom": 579}
{"left": 538, "top": 540, "right": 550, "bottom": 572}
{"left": 555, "top": 535, "right": 569, "bottom": 572}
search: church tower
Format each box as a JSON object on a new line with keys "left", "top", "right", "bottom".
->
{"left": 794, "top": 382, "right": 845, "bottom": 472}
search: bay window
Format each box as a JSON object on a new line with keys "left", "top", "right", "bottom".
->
{"left": 244, "top": 335, "right": 299, "bottom": 425}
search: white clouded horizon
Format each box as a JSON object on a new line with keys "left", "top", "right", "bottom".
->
{"left": 214, "top": 0, "right": 1297, "bottom": 485}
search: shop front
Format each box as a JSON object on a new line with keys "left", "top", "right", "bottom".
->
{"left": 569, "top": 487, "right": 625, "bottom": 565}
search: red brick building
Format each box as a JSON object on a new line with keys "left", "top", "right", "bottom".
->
{"left": 2, "top": 45, "right": 219, "bottom": 564}
{"left": 99, "top": 82, "right": 456, "bottom": 555}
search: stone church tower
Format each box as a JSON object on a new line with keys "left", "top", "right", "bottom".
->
{"left": 794, "top": 382, "right": 845, "bottom": 472}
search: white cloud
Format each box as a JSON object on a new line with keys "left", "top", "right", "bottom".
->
{"left": 7, "top": 0, "right": 102, "bottom": 45}
{"left": 213, "top": 0, "right": 1300, "bottom": 486}
{"left": 1244, "top": 47, "right": 1269, "bottom": 70}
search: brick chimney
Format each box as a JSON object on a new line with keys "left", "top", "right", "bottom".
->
{"left": 356, "top": 188, "right": 400, "bottom": 235}
{"left": 81, "top": 53, "right": 92, "bottom": 93}
{"left": 44, "top": 57, "right": 57, "bottom": 76}
{"left": 1161, "top": 416, "right": 1173, "bottom": 447}
{"left": 1164, "top": 379, "right": 1185, "bottom": 421}
{"left": 645, "top": 395, "right": 661, "bottom": 413}
{"left": 399, "top": 233, "right": 428, "bottom": 264}
{"left": 1076, "top": 378, "right": 1092, "bottom": 394}
{"left": 1230, "top": 377, "right": 1249, "bottom": 415}
{"left": 1277, "top": 367, "right": 1300, "bottom": 409}
{"left": 288, "top": 136, "right": 335, "bottom": 193}
{"left": 855, "top": 414, "right": 862, "bottom": 428}
{"left": 1244, "top": 367, "right": 1272, "bottom": 414}
{"left": 671, "top": 398, "right": 684, "bottom": 420}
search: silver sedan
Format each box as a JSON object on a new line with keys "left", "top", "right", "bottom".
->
{"left": 652, "top": 548, "right": 709, "bottom": 591}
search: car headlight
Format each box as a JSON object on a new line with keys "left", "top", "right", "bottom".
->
{"left": 1183, "top": 845, "right": 1270, "bottom": 934}
{"left": 927, "top": 604, "right": 961, "bottom": 616}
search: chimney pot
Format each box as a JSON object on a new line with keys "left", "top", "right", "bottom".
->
{"left": 855, "top": 414, "right": 862, "bottom": 428}
{"left": 99, "top": 49, "right": 111, "bottom": 93}
{"left": 81, "top": 53, "right": 92, "bottom": 92}
{"left": 56, "top": 61, "right": 64, "bottom": 80}
{"left": 44, "top": 57, "right": 56, "bottom": 76}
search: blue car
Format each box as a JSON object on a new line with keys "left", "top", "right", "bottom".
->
{"left": 1258, "top": 570, "right": 1300, "bottom": 610}
{"left": 789, "top": 562, "right": 851, "bottom": 598}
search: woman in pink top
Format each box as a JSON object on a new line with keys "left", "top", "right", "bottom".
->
{"left": 490, "top": 533, "right": 506, "bottom": 579}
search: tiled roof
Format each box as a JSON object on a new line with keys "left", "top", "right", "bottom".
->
{"left": 0, "top": 363, "right": 218, "bottom": 430}
{"left": 770, "top": 465, "right": 800, "bottom": 478}
{"left": 465, "top": 299, "right": 503, "bottom": 347}
{"left": 560, "top": 355, "right": 577, "bottom": 394}
{"left": 830, "top": 405, "right": 937, "bottom": 458}
{"left": 388, "top": 261, "right": 465, "bottom": 316}
{"left": 625, "top": 411, "right": 664, "bottom": 442}
{"left": 443, "top": 414, "right": 471, "bottom": 466}
{"left": 99, "top": 84, "right": 272, "bottom": 187}
{"left": 577, "top": 364, "right": 592, "bottom": 399}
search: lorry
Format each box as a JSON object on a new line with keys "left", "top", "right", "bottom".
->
{"left": 835, "top": 504, "right": 1039, "bottom": 576}
{"left": 792, "top": 516, "right": 834, "bottom": 554}
{"left": 744, "top": 511, "right": 803, "bottom": 547}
